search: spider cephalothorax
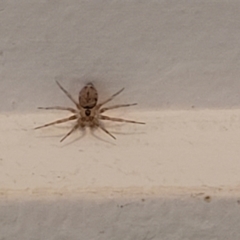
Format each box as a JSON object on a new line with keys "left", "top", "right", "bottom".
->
{"left": 35, "top": 81, "right": 145, "bottom": 142}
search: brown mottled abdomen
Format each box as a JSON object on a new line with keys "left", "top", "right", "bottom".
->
{"left": 79, "top": 83, "right": 98, "bottom": 109}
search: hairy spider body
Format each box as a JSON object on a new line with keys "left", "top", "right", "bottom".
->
{"left": 35, "top": 81, "right": 145, "bottom": 142}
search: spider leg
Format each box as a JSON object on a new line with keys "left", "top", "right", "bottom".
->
{"left": 100, "top": 103, "right": 137, "bottom": 113}
{"left": 99, "top": 115, "right": 145, "bottom": 124}
{"left": 97, "top": 88, "right": 125, "bottom": 108}
{"left": 34, "top": 115, "right": 77, "bottom": 129}
{"left": 56, "top": 81, "right": 80, "bottom": 109}
{"left": 60, "top": 123, "right": 79, "bottom": 142}
{"left": 38, "top": 106, "right": 77, "bottom": 113}
{"left": 94, "top": 120, "right": 116, "bottom": 139}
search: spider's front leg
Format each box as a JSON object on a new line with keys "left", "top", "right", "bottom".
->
{"left": 56, "top": 81, "right": 80, "bottom": 109}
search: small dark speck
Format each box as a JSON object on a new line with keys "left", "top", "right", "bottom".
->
{"left": 204, "top": 195, "right": 211, "bottom": 203}
{"left": 141, "top": 198, "right": 145, "bottom": 202}
{"left": 237, "top": 200, "right": 240, "bottom": 205}
{"left": 191, "top": 105, "right": 195, "bottom": 109}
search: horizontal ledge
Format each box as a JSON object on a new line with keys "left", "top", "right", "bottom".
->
{"left": 0, "top": 186, "right": 240, "bottom": 199}
{"left": 0, "top": 109, "right": 240, "bottom": 192}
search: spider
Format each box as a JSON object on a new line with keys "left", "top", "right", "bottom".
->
{"left": 35, "top": 81, "right": 145, "bottom": 142}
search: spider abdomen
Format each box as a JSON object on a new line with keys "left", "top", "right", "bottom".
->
{"left": 79, "top": 83, "right": 98, "bottom": 109}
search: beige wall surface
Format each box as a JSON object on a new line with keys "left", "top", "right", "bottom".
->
{"left": 1, "top": 1, "right": 240, "bottom": 240}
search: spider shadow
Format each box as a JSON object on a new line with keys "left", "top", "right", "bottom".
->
{"left": 61, "top": 124, "right": 117, "bottom": 146}
{"left": 102, "top": 122, "right": 146, "bottom": 137}
{"left": 89, "top": 126, "right": 117, "bottom": 145}
{"left": 34, "top": 125, "right": 79, "bottom": 141}
{"left": 62, "top": 127, "right": 116, "bottom": 146}
{"left": 61, "top": 128, "right": 87, "bottom": 147}
{"left": 35, "top": 125, "right": 116, "bottom": 146}
{"left": 110, "top": 130, "right": 146, "bottom": 136}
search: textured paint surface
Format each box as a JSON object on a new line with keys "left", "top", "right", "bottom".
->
{"left": 1, "top": 110, "right": 240, "bottom": 190}
{"left": 0, "top": 1, "right": 240, "bottom": 111}
{"left": 1, "top": 0, "right": 240, "bottom": 239}
{"left": 0, "top": 192, "right": 240, "bottom": 240}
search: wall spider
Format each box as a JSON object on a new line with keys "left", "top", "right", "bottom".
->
{"left": 35, "top": 81, "right": 145, "bottom": 142}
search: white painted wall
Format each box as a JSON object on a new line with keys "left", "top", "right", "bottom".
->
{"left": 1, "top": 0, "right": 240, "bottom": 111}
{"left": 1, "top": 1, "right": 240, "bottom": 239}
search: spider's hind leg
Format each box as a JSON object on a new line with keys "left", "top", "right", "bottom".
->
{"left": 34, "top": 115, "right": 77, "bottom": 129}
{"left": 94, "top": 119, "right": 116, "bottom": 139}
{"left": 38, "top": 106, "right": 77, "bottom": 113}
{"left": 60, "top": 123, "right": 79, "bottom": 142}
{"left": 99, "top": 115, "right": 145, "bottom": 125}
